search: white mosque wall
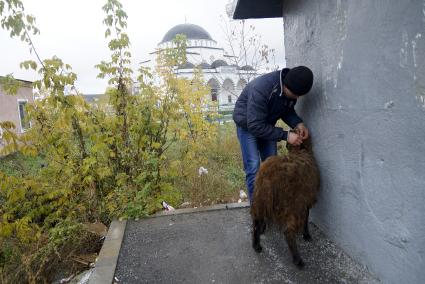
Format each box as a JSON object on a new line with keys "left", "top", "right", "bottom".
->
{"left": 140, "top": 23, "right": 259, "bottom": 115}
{"left": 186, "top": 48, "right": 224, "bottom": 65}
{"left": 175, "top": 71, "right": 246, "bottom": 111}
{"left": 158, "top": 39, "right": 218, "bottom": 49}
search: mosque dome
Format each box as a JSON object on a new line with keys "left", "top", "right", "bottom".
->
{"left": 178, "top": 61, "right": 195, "bottom": 69}
{"left": 197, "top": 62, "right": 212, "bottom": 69}
{"left": 211, "top": 59, "right": 228, "bottom": 69}
{"left": 161, "top": 24, "right": 214, "bottom": 43}
{"left": 240, "top": 65, "right": 255, "bottom": 71}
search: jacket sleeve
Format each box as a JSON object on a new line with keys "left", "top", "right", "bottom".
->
{"left": 281, "top": 102, "right": 303, "bottom": 129}
{"left": 247, "top": 86, "right": 288, "bottom": 141}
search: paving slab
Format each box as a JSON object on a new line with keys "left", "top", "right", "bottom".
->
{"left": 114, "top": 205, "right": 379, "bottom": 284}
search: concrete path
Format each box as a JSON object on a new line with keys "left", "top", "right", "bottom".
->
{"left": 107, "top": 204, "right": 379, "bottom": 284}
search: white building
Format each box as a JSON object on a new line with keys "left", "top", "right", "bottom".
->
{"left": 142, "top": 23, "right": 256, "bottom": 115}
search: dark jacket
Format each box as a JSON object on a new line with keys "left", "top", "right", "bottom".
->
{"left": 233, "top": 68, "right": 303, "bottom": 141}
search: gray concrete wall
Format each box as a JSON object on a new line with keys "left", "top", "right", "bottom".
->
{"left": 282, "top": 1, "right": 425, "bottom": 283}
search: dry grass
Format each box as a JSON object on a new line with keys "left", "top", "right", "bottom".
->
{"left": 176, "top": 123, "right": 245, "bottom": 207}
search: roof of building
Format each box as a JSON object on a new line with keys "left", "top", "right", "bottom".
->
{"left": 211, "top": 59, "right": 228, "bottom": 69}
{"left": 83, "top": 94, "right": 105, "bottom": 103}
{"left": 197, "top": 62, "right": 212, "bottom": 69}
{"left": 179, "top": 61, "right": 195, "bottom": 69}
{"left": 239, "top": 65, "right": 255, "bottom": 71}
{"left": 233, "top": 0, "right": 283, "bottom": 19}
{"left": 160, "top": 24, "right": 214, "bottom": 43}
{"left": 0, "top": 76, "right": 33, "bottom": 87}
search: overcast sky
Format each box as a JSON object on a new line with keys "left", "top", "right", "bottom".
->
{"left": 0, "top": 0, "right": 285, "bottom": 94}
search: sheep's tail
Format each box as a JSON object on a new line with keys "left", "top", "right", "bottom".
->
{"left": 284, "top": 208, "right": 306, "bottom": 234}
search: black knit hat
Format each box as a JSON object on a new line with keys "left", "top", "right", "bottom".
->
{"left": 283, "top": 66, "right": 313, "bottom": 96}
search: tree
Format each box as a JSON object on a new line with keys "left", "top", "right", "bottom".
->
{"left": 0, "top": 0, "right": 218, "bottom": 282}
{"left": 210, "top": 13, "right": 278, "bottom": 101}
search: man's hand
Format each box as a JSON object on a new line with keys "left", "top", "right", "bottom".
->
{"left": 287, "top": 132, "right": 303, "bottom": 146}
{"left": 295, "top": 123, "right": 309, "bottom": 140}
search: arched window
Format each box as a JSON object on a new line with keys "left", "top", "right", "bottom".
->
{"left": 211, "top": 89, "right": 218, "bottom": 101}
{"left": 222, "top": 78, "right": 235, "bottom": 92}
{"left": 207, "top": 78, "right": 220, "bottom": 102}
{"left": 222, "top": 79, "right": 235, "bottom": 104}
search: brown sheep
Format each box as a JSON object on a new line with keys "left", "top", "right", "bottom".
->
{"left": 250, "top": 136, "right": 320, "bottom": 267}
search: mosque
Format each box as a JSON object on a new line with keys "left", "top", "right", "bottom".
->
{"left": 141, "top": 23, "right": 256, "bottom": 114}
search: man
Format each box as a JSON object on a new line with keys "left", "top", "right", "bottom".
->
{"left": 233, "top": 66, "right": 314, "bottom": 203}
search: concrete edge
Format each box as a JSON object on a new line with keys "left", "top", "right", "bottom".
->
{"left": 87, "top": 202, "right": 249, "bottom": 284}
{"left": 88, "top": 220, "right": 127, "bottom": 284}
{"left": 152, "top": 201, "right": 250, "bottom": 218}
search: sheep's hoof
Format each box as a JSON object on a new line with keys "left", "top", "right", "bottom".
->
{"left": 253, "top": 243, "right": 263, "bottom": 253}
{"left": 303, "top": 233, "right": 312, "bottom": 242}
{"left": 293, "top": 257, "right": 305, "bottom": 268}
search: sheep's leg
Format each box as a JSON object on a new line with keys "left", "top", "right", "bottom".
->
{"left": 303, "top": 209, "right": 312, "bottom": 241}
{"left": 259, "top": 220, "right": 266, "bottom": 234}
{"left": 252, "top": 219, "right": 264, "bottom": 253}
{"left": 284, "top": 230, "right": 304, "bottom": 268}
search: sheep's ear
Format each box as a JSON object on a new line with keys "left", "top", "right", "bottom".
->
{"left": 301, "top": 137, "right": 313, "bottom": 151}
{"left": 286, "top": 141, "right": 294, "bottom": 151}
{"left": 287, "top": 142, "right": 301, "bottom": 152}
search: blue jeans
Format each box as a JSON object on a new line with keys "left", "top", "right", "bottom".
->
{"left": 236, "top": 126, "right": 277, "bottom": 203}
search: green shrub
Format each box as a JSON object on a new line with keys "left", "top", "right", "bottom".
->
{"left": 0, "top": 0, "right": 226, "bottom": 282}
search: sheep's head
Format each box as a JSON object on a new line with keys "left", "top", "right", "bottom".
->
{"left": 286, "top": 135, "right": 313, "bottom": 153}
